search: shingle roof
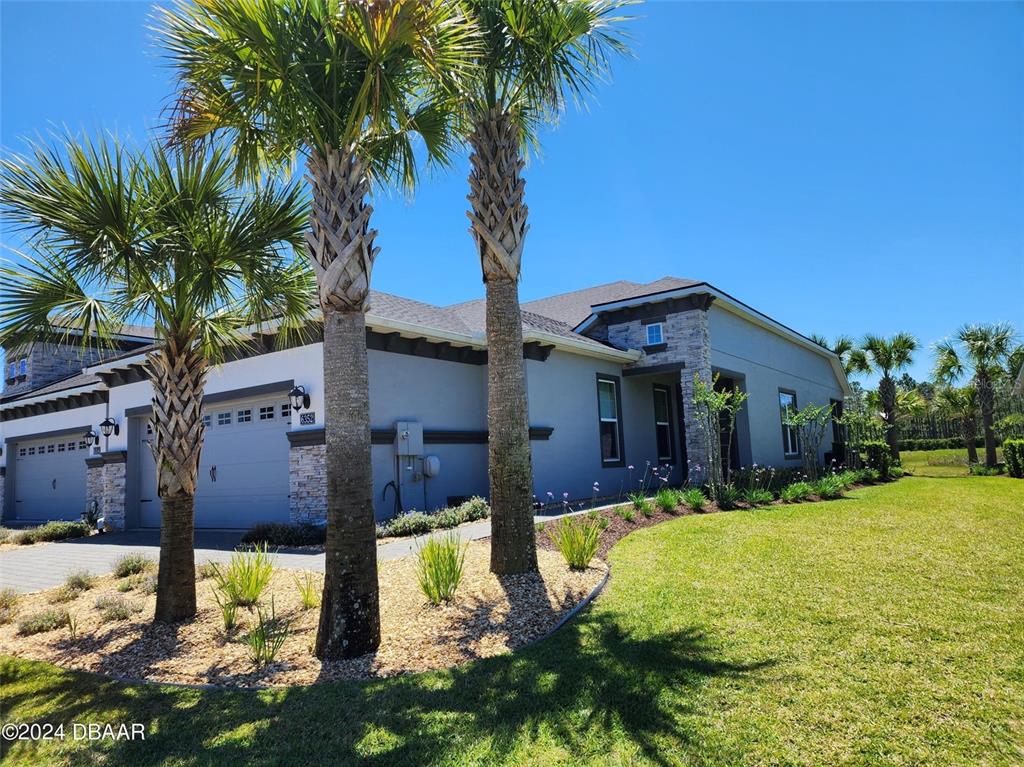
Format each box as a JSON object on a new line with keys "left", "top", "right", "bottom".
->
{"left": 520, "top": 276, "right": 702, "bottom": 327}
{"left": 0, "top": 371, "right": 103, "bottom": 404}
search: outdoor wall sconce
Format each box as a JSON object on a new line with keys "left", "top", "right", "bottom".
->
{"left": 99, "top": 417, "right": 120, "bottom": 438}
{"left": 289, "top": 385, "right": 311, "bottom": 411}
{"left": 83, "top": 428, "right": 100, "bottom": 446}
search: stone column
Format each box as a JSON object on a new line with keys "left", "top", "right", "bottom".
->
{"left": 101, "top": 451, "right": 127, "bottom": 531}
{"left": 287, "top": 429, "right": 327, "bottom": 525}
{"left": 0, "top": 467, "right": 5, "bottom": 522}
{"left": 677, "top": 305, "right": 713, "bottom": 484}
{"left": 86, "top": 455, "right": 105, "bottom": 520}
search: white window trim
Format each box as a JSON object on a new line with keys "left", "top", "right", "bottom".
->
{"left": 646, "top": 322, "right": 664, "bottom": 346}
{"left": 779, "top": 389, "right": 800, "bottom": 457}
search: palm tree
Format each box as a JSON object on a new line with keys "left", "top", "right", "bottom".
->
{"left": 935, "top": 385, "right": 980, "bottom": 464}
{"left": 934, "top": 323, "right": 1017, "bottom": 467}
{"left": 459, "top": 0, "right": 632, "bottom": 575}
{"left": 157, "top": 0, "right": 477, "bottom": 657}
{"left": 859, "top": 333, "right": 918, "bottom": 461}
{"left": 0, "top": 136, "right": 310, "bottom": 621}
{"left": 810, "top": 333, "right": 870, "bottom": 376}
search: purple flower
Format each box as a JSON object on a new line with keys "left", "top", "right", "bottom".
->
{"left": 563, "top": 491, "right": 569, "bottom": 500}
{"left": 627, "top": 464, "right": 635, "bottom": 471}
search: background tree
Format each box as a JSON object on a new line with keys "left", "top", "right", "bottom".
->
{"left": 811, "top": 333, "right": 870, "bottom": 377}
{"left": 460, "top": 0, "right": 632, "bottom": 574}
{"left": 0, "top": 136, "right": 309, "bottom": 621}
{"left": 158, "top": 0, "right": 477, "bottom": 657}
{"left": 859, "top": 333, "right": 918, "bottom": 461}
{"left": 934, "top": 323, "right": 1018, "bottom": 467}
{"left": 935, "top": 385, "right": 980, "bottom": 464}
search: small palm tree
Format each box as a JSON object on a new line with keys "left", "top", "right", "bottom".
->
{"left": 811, "top": 334, "right": 870, "bottom": 376}
{"left": 934, "top": 323, "right": 1017, "bottom": 468}
{"left": 859, "top": 333, "right": 918, "bottom": 461}
{"left": 459, "top": 0, "right": 632, "bottom": 575}
{"left": 158, "top": 0, "right": 478, "bottom": 657}
{"left": 0, "top": 136, "right": 310, "bottom": 621}
{"left": 935, "top": 385, "right": 980, "bottom": 464}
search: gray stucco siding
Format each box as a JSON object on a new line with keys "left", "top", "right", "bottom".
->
{"left": 708, "top": 305, "right": 844, "bottom": 470}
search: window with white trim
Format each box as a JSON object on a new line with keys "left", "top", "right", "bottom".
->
{"left": 259, "top": 406, "right": 275, "bottom": 421}
{"left": 202, "top": 415, "right": 211, "bottom": 428}
{"left": 653, "top": 385, "right": 674, "bottom": 463}
{"left": 217, "top": 412, "right": 231, "bottom": 426}
{"left": 18, "top": 447, "right": 26, "bottom": 457}
{"left": 237, "top": 408, "right": 252, "bottom": 423}
{"left": 597, "top": 376, "right": 624, "bottom": 465}
{"left": 46, "top": 444, "right": 55, "bottom": 453}
{"left": 646, "top": 322, "right": 664, "bottom": 346}
{"left": 58, "top": 443, "right": 65, "bottom": 452}
{"left": 281, "top": 403, "right": 291, "bottom": 419}
{"left": 67, "top": 442, "right": 76, "bottom": 452}
{"left": 779, "top": 389, "right": 800, "bottom": 457}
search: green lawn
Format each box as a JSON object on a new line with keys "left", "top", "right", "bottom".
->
{"left": 3, "top": 476, "right": 1023, "bottom": 766}
{"left": 902, "top": 447, "right": 1003, "bottom": 477}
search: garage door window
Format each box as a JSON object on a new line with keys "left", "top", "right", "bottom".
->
{"left": 259, "top": 406, "right": 275, "bottom": 420}
{"left": 281, "top": 403, "right": 291, "bottom": 418}
{"left": 217, "top": 412, "right": 231, "bottom": 426}
{"left": 202, "top": 415, "right": 211, "bottom": 427}
{"left": 237, "top": 408, "right": 252, "bottom": 423}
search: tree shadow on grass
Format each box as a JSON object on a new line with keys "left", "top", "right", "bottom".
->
{"left": 2, "top": 606, "right": 773, "bottom": 767}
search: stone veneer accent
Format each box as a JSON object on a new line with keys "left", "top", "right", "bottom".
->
{"left": 86, "top": 451, "right": 127, "bottom": 531}
{"left": 0, "top": 468, "right": 5, "bottom": 521}
{"left": 607, "top": 299, "right": 713, "bottom": 483}
{"left": 2, "top": 342, "right": 108, "bottom": 398}
{"left": 289, "top": 444, "right": 327, "bottom": 524}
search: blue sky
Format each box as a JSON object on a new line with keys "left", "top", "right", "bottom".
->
{"left": 2, "top": 0, "right": 1021, "bottom": 385}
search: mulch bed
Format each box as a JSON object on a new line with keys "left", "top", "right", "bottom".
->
{"left": 0, "top": 541, "right": 605, "bottom": 688}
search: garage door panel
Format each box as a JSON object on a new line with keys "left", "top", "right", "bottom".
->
{"left": 137, "top": 397, "right": 290, "bottom": 528}
{"left": 13, "top": 435, "right": 89, "bottom": 522}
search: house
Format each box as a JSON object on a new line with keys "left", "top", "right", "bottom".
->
{"left": 0, "top": 277, "right": 851, "bottom": 530}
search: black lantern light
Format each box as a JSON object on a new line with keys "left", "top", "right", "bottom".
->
{"left": 288, "top": 385, "right": 311, "bottom": 411}
{"left": 83, "top": 428, "right": 100, "bottom": 446}
{"left": 99, "top": 416, "right": 120, "bottom": 438}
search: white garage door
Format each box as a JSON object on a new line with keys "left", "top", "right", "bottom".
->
{"left": 13, "top": 434, "right": 89, "bottom": 522}
{"left": 138, "top": 396, "right": 291, "bottom": 528}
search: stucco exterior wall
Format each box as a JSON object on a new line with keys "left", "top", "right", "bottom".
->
{"left": 708, "top": 305, "right": 845, "bottom": 470}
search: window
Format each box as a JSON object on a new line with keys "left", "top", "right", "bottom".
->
{"left": 202, "top": 414, "right": 211, "bottom": 428}
{"left": 653, "top": 385, "right": 675, "bottom": 463}
{"left": 78, "top": 441, "right": 88, "bottom": 450}
{"left": 6, "top": 362, "right": 15, "bottom": 380}
{"left": 281, "top": 403, "right": 291, "bottom": 419}
{"left": 646, "top": 322, "right": 664, "bottom": 346}
{"left": 779, "top": 390, "right": 799, "bottom": 457}
{"left": 46, "top": 444, "right": 55, "bottom": 453}
{"left": 67, "top": 442, "right": 76, "bottom": 452}
{"left": 57, "top": 443, "right": 65, "bottom": 452}
{"left": 217, "top": 412, "right": 231, "bottom": 426}
{"left": 259, "top": 406, "right": 275, "bottom": 421}
{"left": 18, "top": 447, "right": 26, "bottom": 457}
{"left": 19, "top": 358, "right": 27, "bottom": 376}
{"left": 28, "top": 447, "right": 35, "bottom": 455}
{"left": 237, "top": 408, "right": 252, "bottom": 423}
{"left": 596, "top": 375, "right": 624, "bottom": 465}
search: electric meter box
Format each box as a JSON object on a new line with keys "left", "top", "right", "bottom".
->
{"left": 394, "top": 421, "right": 423, "bottom": 456}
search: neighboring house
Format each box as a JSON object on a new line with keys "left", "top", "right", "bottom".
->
{"left": 0, "top": 277, "right": 850, "bottom": 530}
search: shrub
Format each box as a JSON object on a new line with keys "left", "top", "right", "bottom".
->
{"left": 614, "top": 506, "right": 636, "bottom": 523}
{"left": 241, "top": 522, "right": 325, "bottom": 548}
{"left": 628, "top": 492, "right": 647, "bottom": 510}
{"left": 836, "top": 470, "right": 861, "bottom": 489}
{"left": 11, "top": 521, "right": 90, "bottom": 546}
{"left": 862, "top": 468, "right": 882, "bottom": 483}
{"left": 95, "top": 595, "right": 140, "bottom": 622}
{"left": 781, "top": 482, "right": 814, "bottom": 502}
{"left": 551, "top": 516, "right": 603, "bottom": 570}
{"left": 113, "top": 553, "right": 155, "bottom": 578}
{"left": 812, "top": 475, "right": 844, "bottom": 500}
{"left": 49, "top": 585, "right": 82, "bottom": 604}
{"left": 64, "top": 570, "right": 95, "bottom": 592}
{"left": 969, "top": 463, "right": 1004, "bottom": 476}
{"left": 18, "top": 608, "right": 70, "bottom": 636}
{"left": 0, "top": 588, "right": 19, "bottom": 625}
{"left": 456, "top": 496, "right": 490, "bottom": 522}
{"left": 376, "top": 497, "right": 492, "bottom": 539}
{"left": 294, "top": 572, "right": 320, "bottom": 610}
{"left": 196, "top": 561, "right": 219, "bottom": 580}
{"left": 655, "top": 488, "right": 678, "bottom": 514}
{"left": 714, "top": 485, "right": 742, "bottom": 510}
{"left": 0, "top": 527, "right": 10, "bottom": 544}
{"left": 246, "top": 597, "right": 290, "bottom": 667}
{"left": 862, "top": 441, "right": 894, "bottom": 478}
{"left": 681, "top": 488, "right": 706, "bottom": 511}
{"left": 210, "top": 545, "right": 275, "bottom": 608}
{"left": 743, "top": 488, "right": 774, "bottom": 506}
{"left": 416, "top": 534, "right": 467, "bottom": 605}
{"left": 897, "top": 436, "right": 1001, "bottom": 451}
{"left": 1002, "top": 439, "right": 1024, "bottom": 478}
{"left": 379, "top": 511, "right": 436, "bottom": 538}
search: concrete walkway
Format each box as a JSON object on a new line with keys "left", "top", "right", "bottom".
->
{"left": 0, "top": 502, "right": 615, "bottom": 593}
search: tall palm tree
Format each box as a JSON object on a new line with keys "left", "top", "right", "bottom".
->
{"left": 459, "top": 0, "right": 632, "bottom": 575}
{"left": 157, "top": 0, "right": 478, "bottom": 657}
{"left": 935, "top": 385, "right": 980, "bottom": 464}
{"left": 810, "top": 333, "right": 870, "bottom": 376}
{"left": 0, "top": 136, "right": 310, "bottom": 621}
{"left": 859, "top": 333, "right": 918, "bottom": 461}
{"left": 934, "top": 323, "right": 1017, "bottom": 467}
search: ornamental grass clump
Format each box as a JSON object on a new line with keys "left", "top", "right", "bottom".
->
{"left": 743, "top": 488, "right": 774, "bottom": 506}
{"left": 781, "top": 482, "right": 814, "bottom": 503}
{"left": 715, "top": 485, "right": 743, "bottom": 510}
{"left": 113, "top": 553, "right": 155, "bottom": 578}
{"left": 812, "top": 475, "right": 845, "bottom": 499}
{"left": 681, "top": 488, "right": 706, "bottom": 511}
{"left": 0, "top": 588, "right": 19, "bottom": 625}
{"left": 18, "top": 608, "right": 70, "bottom": 636}
{"left": 246, "top": 596, "right": 290, "bottom": 668}
{"left": 294, "top": 572, "right": 321, "bottom": 610}
{"left": 655, "top": 488, "right": 678, "bottom": 514}
{"left": 551, "top": 517, "right": 602, "bottom": 570}
{"left": 614, "top": 506, "right": 636, "bottom": 523}
{"left": 95, "top": 595, "right": 141, "bottom": 623}
{"left": 210, "top": 544, "right": 275, "bottom": 608}
{"left": 416, "top": 534, "right": 467, "bottom": 605}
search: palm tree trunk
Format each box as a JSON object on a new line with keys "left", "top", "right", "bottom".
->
{"left": 962, "top": 416, "right": 978, "bottom": 464}
{"left": 977, "top": 373, "right": 998, "bottom": 467}
{"left": 147, "top": 338, "right": 207, "bottom": 623}
{"left": 306, "top": 145, "right": 381, "bottom": 658}
{"left": 468, "top": 108, "right": 537, "bottom": 575}
{"left": 879, "top": 375, "right": 900, "bottom": 462}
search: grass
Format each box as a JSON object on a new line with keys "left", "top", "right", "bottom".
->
{"left": 1, "top": 476, "right": 1021, "bottom": 766}
{"left": 902, "top": 447, "right": 1004, "bottom": 477}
